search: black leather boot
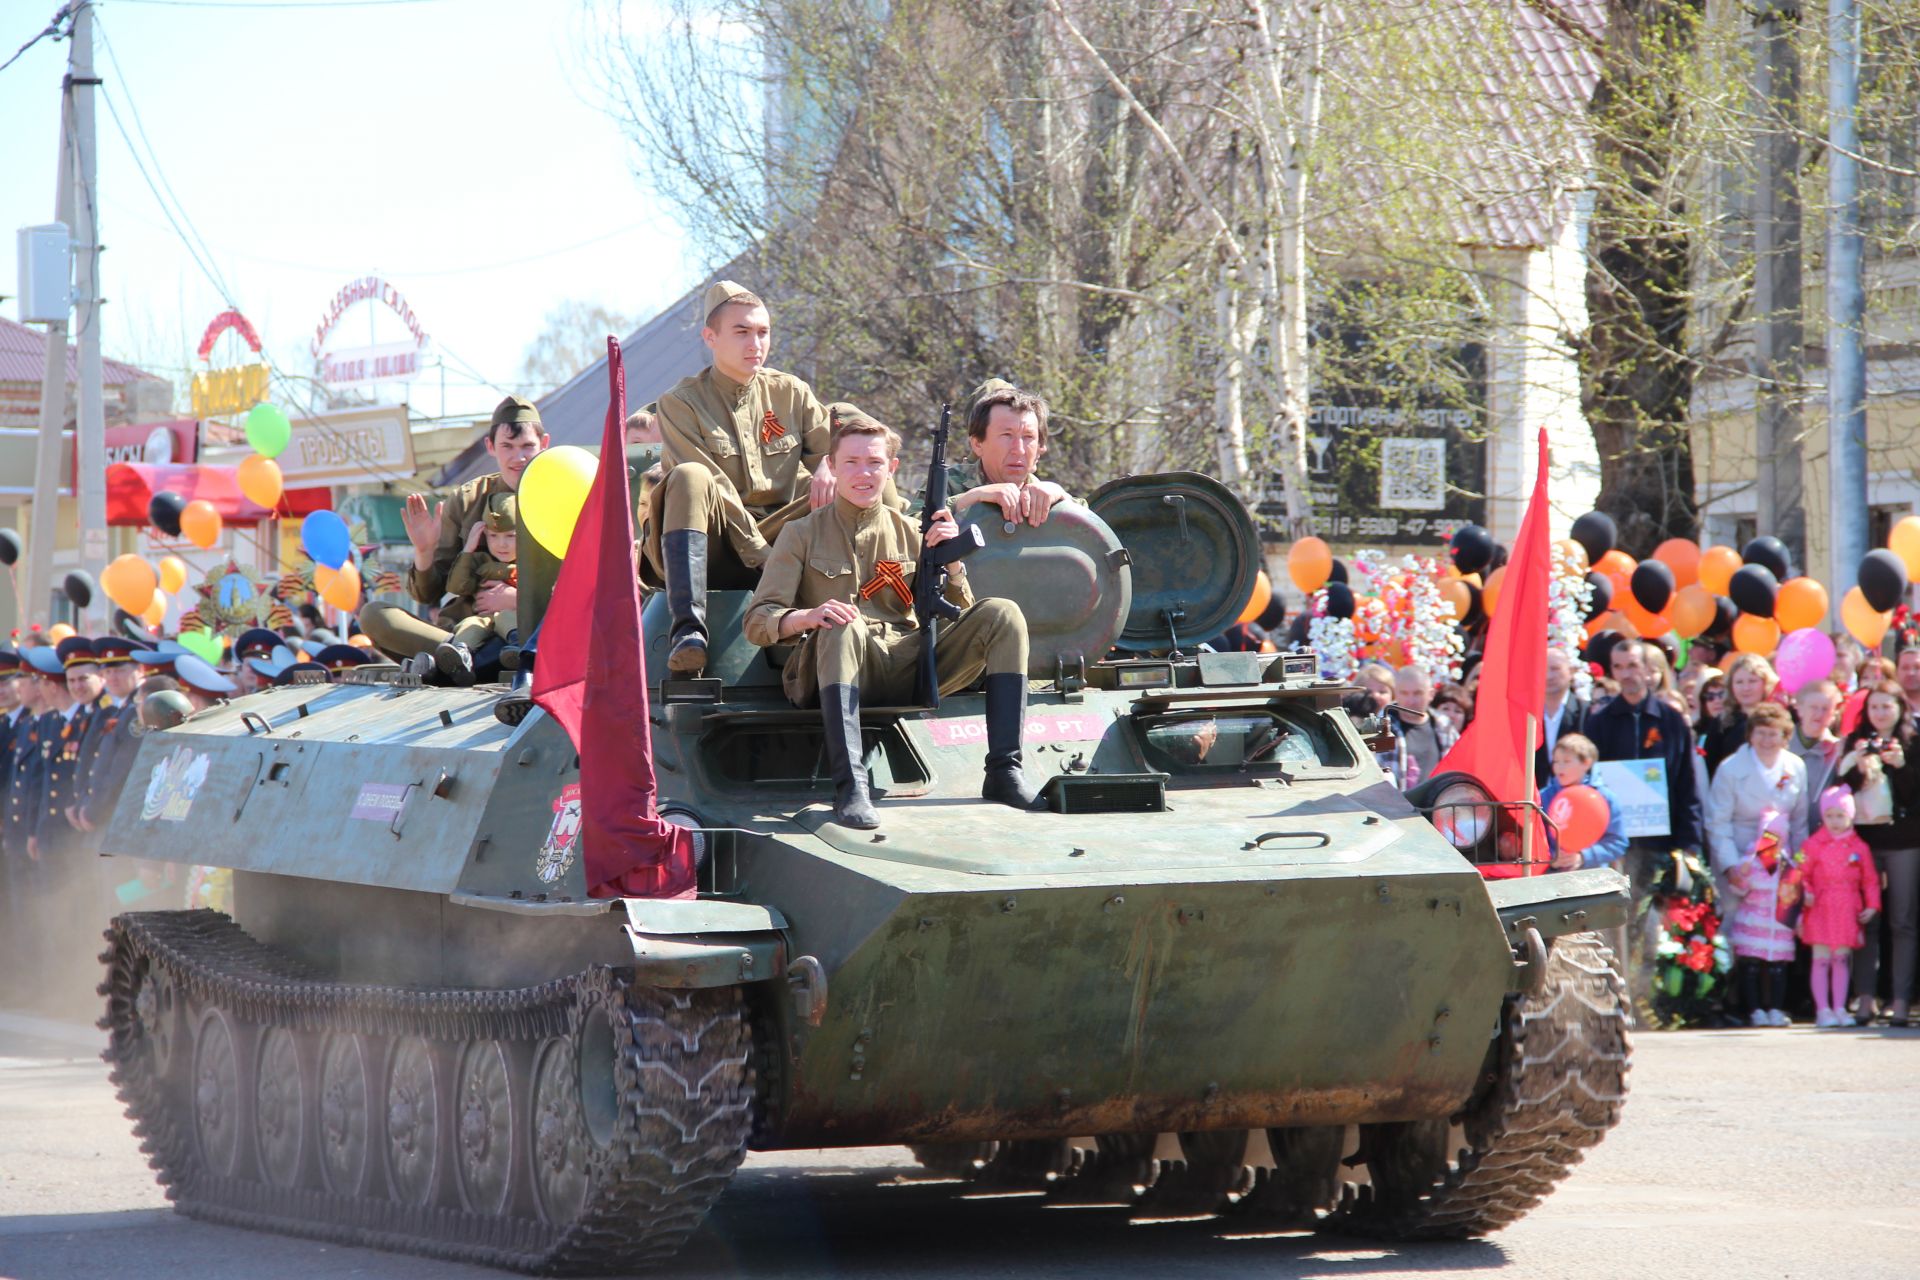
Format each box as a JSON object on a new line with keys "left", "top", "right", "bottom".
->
{"left": 432, "top": 639, "right": 475, "bottom": 686}
{"left": 982, "top": 672, "right": 1041, "bottom": 809}
{"left": 663, "top": 529, "right": 709, "bottom": 675}
{"left": 819, "top": 683, "right": 879, "bottom": 829}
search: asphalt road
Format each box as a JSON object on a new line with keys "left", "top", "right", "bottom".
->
{"left": 2, "top": 1011, "right": 1917, "bottom": 1280}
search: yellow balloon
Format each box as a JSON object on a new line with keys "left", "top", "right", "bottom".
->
{"left": 320, "top": 562, "right": 361, "bottom": 612}
{"left": 101, "top": 553, "right": 157, "bottom": 615}
{"left": 1891, "top": 515, "right": 1920, "bottom": 580}
{"left": 236, "top": 453, "right": 284, "bottom": 509}
{"left": 47, "top": 623, "right": 74, "bottom": 643}
{"left": 159, "top": 555, "right": 189, "bottom": 595}
{"left": 520, "top": 445, "right": 598, "bottom": 556}
{"left": 143, "top": 589, "right": 168, "bottom": 626}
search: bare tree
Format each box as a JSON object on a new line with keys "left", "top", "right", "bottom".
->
{"left": 519, "top": 300, "right": 637, "bottom": 397}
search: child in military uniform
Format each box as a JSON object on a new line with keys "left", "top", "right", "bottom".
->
{"left": 434, "top": 493, "right": 518, "bottom": 685}
{"left": 744, "top": 411, "right": 1038, "bottom": 829}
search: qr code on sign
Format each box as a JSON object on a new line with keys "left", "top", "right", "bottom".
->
{"left": 1380, "top": 437, "right": 1446, "bottom": 510}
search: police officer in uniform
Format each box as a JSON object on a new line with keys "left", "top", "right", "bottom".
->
{"left": 0, "top": 650, "right": 26, "bottom": 971}
{"left": 647, "top": 282, "right": 843, "bottom": 677}
{"left": 744, "top": 411, "right": 1038, "bottom": 829}
{"left": 73, "top": 638, "right": 142, "bottom": 834}
{"left": 3, "top": 651, "right": 48, "bottom": 873}
{"left": 361, "top": 395, "right": 547, "bottom": 660}
{"left": 39, "top": 637, "right": 102, "bottom": 868}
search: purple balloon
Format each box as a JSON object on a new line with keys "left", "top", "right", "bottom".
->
{"left": 1774, "top": 628, "right": 1837, "bottom": 695}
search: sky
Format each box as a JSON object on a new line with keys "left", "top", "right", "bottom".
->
{"left": 0, "top": 0, "right": 699, "bottom": 423}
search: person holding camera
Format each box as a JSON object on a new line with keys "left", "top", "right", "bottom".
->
{"left": 1838, "top": 681, "right": 1920, "bottom": 1025}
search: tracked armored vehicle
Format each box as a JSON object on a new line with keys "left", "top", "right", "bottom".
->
{"left": 98, "top": 470, "right": 1631, "bottom": 1273}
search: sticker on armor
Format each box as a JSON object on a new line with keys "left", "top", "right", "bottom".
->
{"left": 535, "top": 783, "right": 583, "bottom": 883}
{"left": 350, "top": 782, "right": 412, "bottom": 821}
{"left": 142, "top": 746, "right": 210, "bottom": 822}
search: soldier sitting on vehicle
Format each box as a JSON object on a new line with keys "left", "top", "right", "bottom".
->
{"left": 743, "top": 410, "right": 1039, "bottom": 829}
{"left": 944, "top": 379, "right": 1076, "bottom": 527}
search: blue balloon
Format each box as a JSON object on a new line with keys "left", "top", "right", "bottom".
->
{"left": 301, "top": 510, "right": 352, "bottom": 570}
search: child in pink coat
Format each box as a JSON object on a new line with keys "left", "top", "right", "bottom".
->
{"left": 1795, "top": 786, "right": 1882, "bottom": 1028}
{"left": 1726, "top": 808, "right": 1798, "bottom": 1026}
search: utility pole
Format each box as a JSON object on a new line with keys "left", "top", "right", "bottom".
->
{"left": 1752, "top": 2, "right": 1804, "bottom": 567}
{"left": 26, "top": 49, "right": 76, "bottom": 632}
{"left": 71, "top": 2, "right": 108, "bottom": 604}
{"left": 1827, "top": 0, "right": 1868, "bottom": 609}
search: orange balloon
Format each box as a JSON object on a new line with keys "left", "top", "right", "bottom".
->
{"left": 1238, "top": 570, "right": 1272, "bottom": 625}
{"left": 320, "top": 562, "right": 361, "bottom": 612}
{"left": 1587, "top": 609, "right": 1637, "bottom": 639}
{"left": 348, "top": 633, "right": 374, "bottom": 649}
{"left": 1774, "top": 577, "right": 1830, "bottom": 633}
{"left": 142, "top": 589, "right": 168, "bottom": 626}
{"left": 1733, "top": 613, "right": 1780, "bottom": 655}
{"left": 158, "top": 555, "right": 189, "bottom": 595}
{"left": 1842, "top": 586, "right": 1892, "bottom": 648}
{"left": 100, "top": 553, "right": 157, "bottom": 615}
{"left": 1553, "top": 539, "right": 1589, "bottom": 575}
{"left": 1440, "top": 579, "right": 1471, "bottom": 621}
{"left": 1548, "top": 783, "right": 1610, "bottom": 853}
{"left": 1653, "top": 538, "right": 1701, "bottom": 589}
{"left": 1288, "top": 537, "right": 1332, "bottom": 594}
{"left": 1891, "top": 516, "right": 1920, "bottom": 580}
{"left": 1669, "top": 584, "right": 1716, "bottom": 638}
{"left": 181, "top": 499, "right": 223, "bottom": 550}
{"left": 236, "top": 453, "right": 284, "bottom": 509}
{"left": 47, "top": 623, "right": 74, "bottom": 643}
{"left": 1621, "top": 597, "right": 1671, "bottom": 638}
{"left": 1699, "top": 545, "right": 1742, "bottom": 596}
{"left": 1594, "top": 550, "right": 1636, "bottom": 579}
{"left": 1483, "top": 565, "right": 1507, "bottom": 617}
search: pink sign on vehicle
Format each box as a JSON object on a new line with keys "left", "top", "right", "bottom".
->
{"left": 924, "top": 710, "right": 1111, "bottom": 749}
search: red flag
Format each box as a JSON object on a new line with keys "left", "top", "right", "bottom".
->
{"left": 531, "top": 338, "right": 695, "bottom": 899}
{"left": 1434, "top": 428, "right": 1552, "bottom": 872}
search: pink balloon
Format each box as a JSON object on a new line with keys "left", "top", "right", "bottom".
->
{"left": 1774, "top": 628, "right": 1837, "bottom": 695}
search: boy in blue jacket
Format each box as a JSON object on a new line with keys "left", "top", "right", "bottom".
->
{"left": 1540, "top": 732, "right": 1629, "bottom": 870}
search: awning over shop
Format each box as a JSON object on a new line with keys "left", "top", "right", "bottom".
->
{"left": 106, "top": 462, "right": 333, "bottom": 527}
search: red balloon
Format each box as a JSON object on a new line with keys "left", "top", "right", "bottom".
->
{"left": 1548, "top": 784, "right": 1609, "bottom": 854}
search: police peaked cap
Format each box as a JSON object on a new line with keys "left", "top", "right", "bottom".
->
{"left": 233, "top": 627, "right": 282, "bottom": 661}
{"left": 490, "top": 395, "right": 542, "bottom": 430}
{"left": 245, "top": 645, "right": 297, "bottom": 680}
{"left": 312, "top": 644, "right": 371, "bottom": 671}
{"left": 93, "top": 637, "right": 138, "bottom": 666}
{"left": 56, "top": 636, "right": 98, "bottom": 669}
{"left": 172, "top": 654, "right": 237, "bottom": 697}
{"left": 274, "top": 662, "right": 327, "bottom": 686}
{"left": 0, "top": 649, "right": 19, "bottom": 675}
{"left": 24, "top": 646, "right": 65, "bottom": 676}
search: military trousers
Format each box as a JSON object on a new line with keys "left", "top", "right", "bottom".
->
{"left": 642, "top": 463, "right": 809, "bottom": 589}
{"left": 359, "top": 601, "right": 453, "bottom": 661}
{"left": 797, "top": 597, "right": 1027, "bottom": 707}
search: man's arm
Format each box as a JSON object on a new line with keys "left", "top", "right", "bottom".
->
{"left": 743, "top": 524, "right": 811, "bottom": 648}
{"left": 405, "top": 485, "right": 476, "bottom": 604}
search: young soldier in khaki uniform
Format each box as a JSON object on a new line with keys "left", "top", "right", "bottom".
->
{"left": 647, "top": 282, "right": 841, "bottom": 676}
{"left": 745, "top": 411, "right": 1039, "bottom": 829}
{"left": 360, "top": 395, "right": 547, "bottom": 660}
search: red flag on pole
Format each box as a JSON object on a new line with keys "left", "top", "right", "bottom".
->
{"left": 531, "top": 338, "right": 695, "bottom": 899}
{"left": 1433, "top": 428, "right": 1552, "bottom": 872}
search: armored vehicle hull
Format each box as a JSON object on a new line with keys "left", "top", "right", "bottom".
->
{"left": 96, "top": 476, "right": 1631, "bottom": 1272}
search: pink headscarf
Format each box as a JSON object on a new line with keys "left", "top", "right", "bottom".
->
{"left": 1819, "top": 786, "right": 1855, "bottom": 821}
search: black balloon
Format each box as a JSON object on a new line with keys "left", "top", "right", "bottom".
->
{"left": 1742, "top": 536, "right": 1791, "bottom": 581}
{"left": 1630, "top": 560, "right": 1676, "bottom": 613}
{"left": 1570, "top": 511, "right": 1617, "bottom": 564}
{"left": 1255, "top": 595, "right": 1287, "bottom": 631}
{"left": 1461, "top": 581, "right": 1486, "bottom": 629}
{"left": 0, "top": 529, "right": 19, "bottom": 566}
{"left": 1324, "top": 581, "right": 1356, "bottom": 619}
{"left": 1858, "top": 548, "right": 1909, "bottom": 614}
{"left": 1711, "top": 595, "right": 1739, "bottom": 637}
{"left": 1583, "top": 571, "right": 1614, "bottom": 619}
{"left": 148, "top": 491, "right": 186, "bottom": 537}
{"left": 1449, "top": 524, "right": 1495, "bottom": 575}
{"left": 1729, "top": 564, "right": 1779, "bottom": 618}
{"left": 1584, "top": 629, "right": 1623, "bottom": 672}
{"left": 63, "top": 570, "right": 95, "bottom": 609}
{"left": 1328, "top": 559, "right": 1349, "bottom": 585}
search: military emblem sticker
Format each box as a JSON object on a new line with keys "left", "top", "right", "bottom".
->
{"left": 142, "top": 746, "right": 210, "bottom": 822}
{"left": 535, "top": 783, "right": 583, "bottom": 883}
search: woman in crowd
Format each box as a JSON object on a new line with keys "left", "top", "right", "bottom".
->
{"left": 1432, "top": 683, "right": 1473, "bottom": 735}
{"left": 1837, "top": 680, "right": 1920, "bottom": 1026}
{"left": 1704, "top": 653, "right": 1780, "bottom": 780}
{"left": 1707, "top": 701, "right": 1810, "bottom": 914}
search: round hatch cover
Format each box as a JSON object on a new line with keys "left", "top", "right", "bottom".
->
{"left": 957, "top": 504, "right": 1132, "bottom": 679}
{"left": 1087, "top": 471, "right": 1259, "bottom": 653}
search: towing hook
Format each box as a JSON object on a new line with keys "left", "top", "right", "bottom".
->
{"left": 1512, "top": 919, "right": 1549, "bottom": 998}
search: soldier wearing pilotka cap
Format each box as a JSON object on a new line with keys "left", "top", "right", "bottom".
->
{"left": 644, "top": 281, "right": 844, "bottom": 678}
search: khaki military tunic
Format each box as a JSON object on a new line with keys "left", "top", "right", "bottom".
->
{"left": 745, "top": 496, "right": 1026, "bottom": 707}
{"left": 644, "top": 366, "right": 831, "bottom": 581}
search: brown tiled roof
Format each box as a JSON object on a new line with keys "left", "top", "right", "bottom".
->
{"left": 0, "top": 316, "right": 168, "bottom": 386}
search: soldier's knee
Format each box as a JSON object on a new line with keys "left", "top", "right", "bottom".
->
{"left": 662, "top": 462, "right": 717, "bottom": 501}
{"left": 977, "top": 596, "right": 1027, "bottom": 637}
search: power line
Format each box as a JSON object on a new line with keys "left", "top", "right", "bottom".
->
{"left": 0, "top": 5, "right": 69, "bottom": 76}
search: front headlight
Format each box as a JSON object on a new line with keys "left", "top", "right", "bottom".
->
{"left": 1429, "top": 779, "right": 1494, "bottom": 849}
{"left": 658, "top": 805, "right": 708, "bottom": 866}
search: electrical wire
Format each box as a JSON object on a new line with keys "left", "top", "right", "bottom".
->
{"left": 0, "top": 5, "right": 69, "bottom": 76}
